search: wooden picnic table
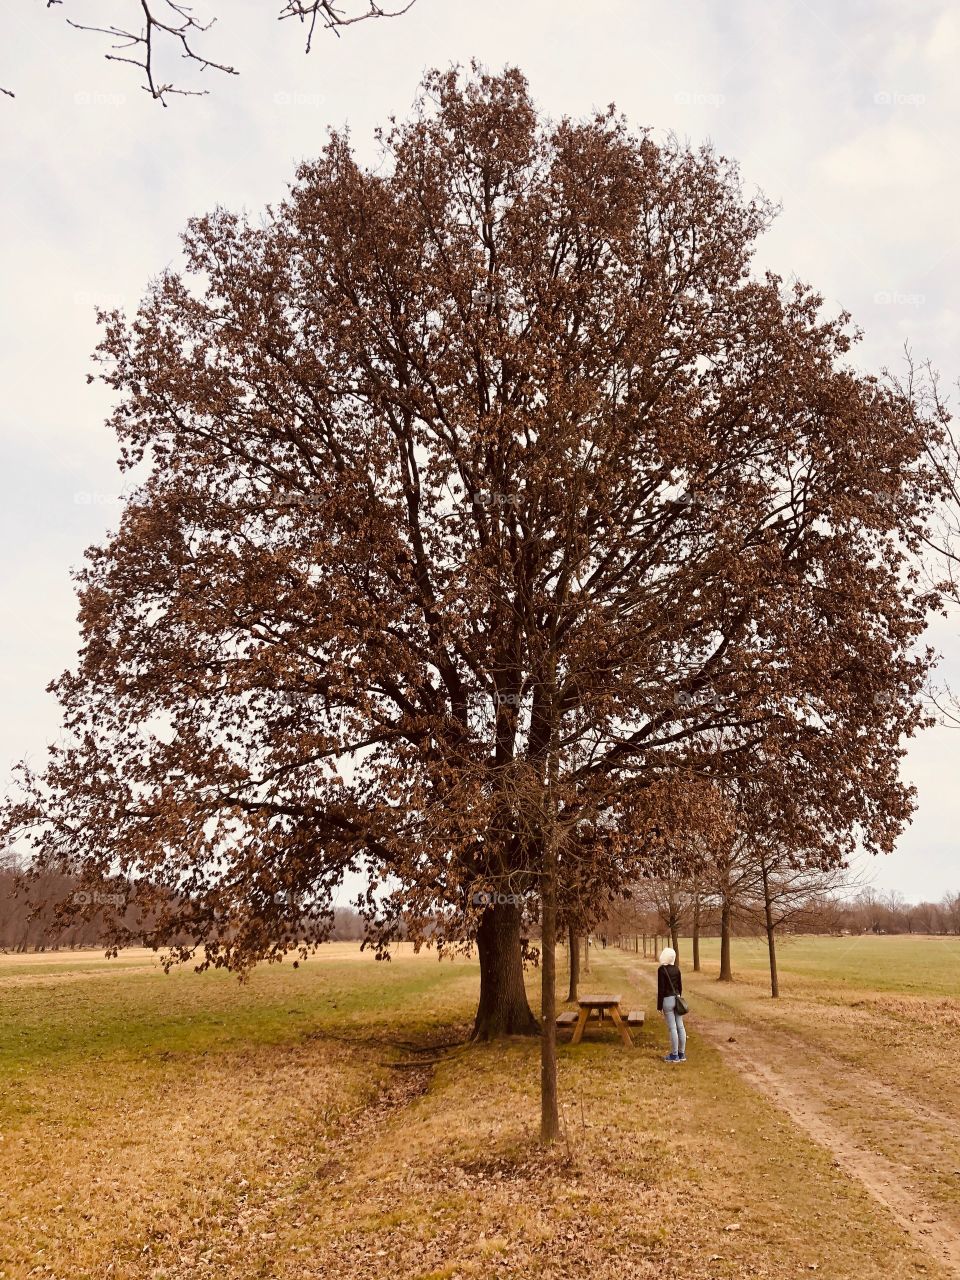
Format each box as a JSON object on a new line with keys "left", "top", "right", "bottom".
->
{"left": 570, "top": 992, "right": 633, "bottom": 1047}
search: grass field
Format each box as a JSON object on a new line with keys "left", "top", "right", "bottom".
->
{"left": 1, "top": 938, "right": 958, "bottom": 1279}
{"left": 680, "top": 933, "right": 960, "bottom": 1110}
{"left": 689, "top": 931, "right": 960, "bottom": 995}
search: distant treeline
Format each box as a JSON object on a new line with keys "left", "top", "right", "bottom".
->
{"left": 606, "top": 886, "right": 960, "bottom": 941}
{"left": 810, "top": 888, "right": 960, "bottom": 936}
{"left": 0, "top": 852, "right": 368, "bottom": 952}
{"left": 4, "top": 848, "right": 958, "bottom": 954}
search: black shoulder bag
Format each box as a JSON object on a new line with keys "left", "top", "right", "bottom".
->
{"left": 664, "top": 966, "right": 689, "bottom": 1017}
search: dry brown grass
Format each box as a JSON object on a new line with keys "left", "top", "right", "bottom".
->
{"left": 679, "top": 939, "right": 960, "bottom": 1239}
{"left": 0, "top": 942, "right": 948, "bottom": 1279}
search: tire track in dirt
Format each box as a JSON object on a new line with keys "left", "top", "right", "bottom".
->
{"left": 697, "top": 985, "right": 960, "bottom": 1140}
{"left": 627, "top": 959, "right": 960, "bottom": 1277}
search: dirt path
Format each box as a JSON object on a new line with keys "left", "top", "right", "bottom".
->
{"left": 698, "top": 984, "right": 960, "bottom": 1138}
{"left": 629, "top": 961, "right": 960, "bottom": 1277}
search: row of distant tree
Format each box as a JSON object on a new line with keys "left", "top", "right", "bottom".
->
{"left": 596, "top": 878, "right": 960, "bottom": 998}
{"left": 6, "top": 845, "right": 957, "bottom": 961}
{"left": 0, "top": 850, "right": 367, "bottom": 952}
{"left": 813, "top": 888, "right": 960, "bottom": 937}
{"left": 602, "top": 885, "right": 960, "bottom": 948}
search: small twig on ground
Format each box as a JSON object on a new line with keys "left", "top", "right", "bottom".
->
{"left": 559, "top": 1095, "right": 574, "bottom": 1162}
{"left": 378, "top": 1058, "right": 446, "bottom": 1068}
{"left": 391, "top": 1039, "right": 463, "bottom": 1053}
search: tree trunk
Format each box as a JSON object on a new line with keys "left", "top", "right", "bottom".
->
{"left": 692, "top": 892, "right": 701, "bottom": 972}
{"left": 583, "top": 933, "right": 590, "bottom": 974}
{"left": 761, "top": 855, "right": 779, "bottom": 998}
{"left": 670, "top": 919, "right": 679, "bottom": 956}
{"left": 718, "top": 897, "right": 733, "bottom": 982}
{"left": 566, "top": 923, "right": 579, "bottom": 1002}
{"left": 540, "top": 835, "right": 559, "bottom": 1144}
{"left": 472, "top": 902, "right": 540, "bottom": 1039}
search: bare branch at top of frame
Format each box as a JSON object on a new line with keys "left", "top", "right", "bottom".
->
{"left": 6, "top": 0, "right": 418, "bottom": 105}
{"left": 64, "top": 2, "right": 238, "bottom": 106}
{"left": 278, "top": 1, "right": 418, "bottom": 54}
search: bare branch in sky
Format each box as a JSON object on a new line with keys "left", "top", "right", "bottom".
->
{"left": 5, "top": 0, "right": 419, "bottom": 105}
{"left": 278, "top": 2, "right": 419, "bottom": 54}
{"left": 64, "top": 2, "right": 238, "bottom": 105}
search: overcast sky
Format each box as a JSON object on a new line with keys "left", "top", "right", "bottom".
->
{"left": 2, "top": 0, "right": 958, "bottom": 902}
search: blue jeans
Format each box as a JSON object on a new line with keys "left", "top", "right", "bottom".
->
{"left": 662, "top": 995, "right": 686, "bottom": 1057}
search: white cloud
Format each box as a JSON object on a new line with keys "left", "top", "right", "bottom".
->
{"left": 925, "top": 8, "right": 960, "bottom": 63}
{"left": 819, "top": 124, "right": 942, "bottom": 189}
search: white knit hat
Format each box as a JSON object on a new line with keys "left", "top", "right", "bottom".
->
{"left": 659, "top": 947, "right": 677, "bottom": 965}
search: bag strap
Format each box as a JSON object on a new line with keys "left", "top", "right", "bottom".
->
{"left": 663, "top": 964, "right": 679, "bottom": 998}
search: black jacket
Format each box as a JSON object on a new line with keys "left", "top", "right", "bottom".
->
{"left": 656, "top": 963, "right": 682, "bottom": 1012}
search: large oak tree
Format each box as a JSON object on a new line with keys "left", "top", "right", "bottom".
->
{"left": 2, "top": 68, "right": 942, "bottom": 1090}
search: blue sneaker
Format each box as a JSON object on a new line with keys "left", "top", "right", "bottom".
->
{"left": 663, "top": 1053, "right": 679, "bottom": 1062}
{"left": 677, "top": 1054, "right": 687, "bottom": 1062}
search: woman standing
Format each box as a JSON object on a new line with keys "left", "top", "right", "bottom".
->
{"left": 657, "top": 946, "right": 686, "bottom": 1062}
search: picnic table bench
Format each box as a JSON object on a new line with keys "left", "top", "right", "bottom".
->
{"left": 558, "top": 1007, "right": 645, "bottom": 1027}
{"left": 557, "top": 993, "right": 640, "bottom": 1047}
